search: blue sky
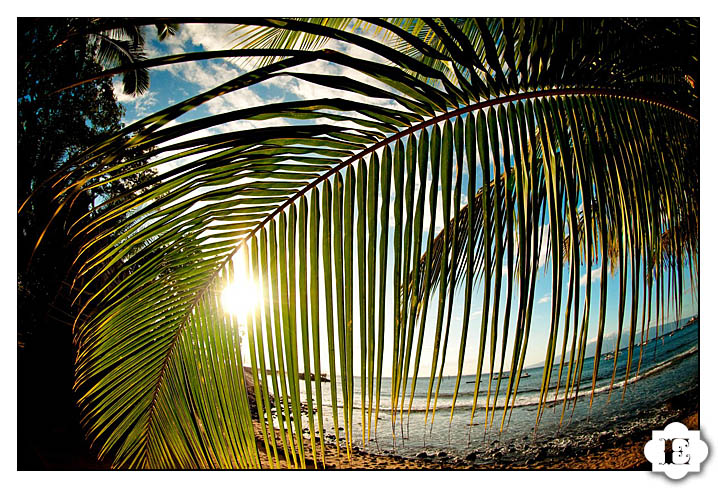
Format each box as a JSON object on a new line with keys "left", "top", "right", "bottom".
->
{"left": 113, "top": 24, "right": 699, "bottom": 378}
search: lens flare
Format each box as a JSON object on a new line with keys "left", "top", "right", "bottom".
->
{"left": 221, "top": 279, "right": 261, "bottom": 319}
{"left": 221, "top": 254, "right": 261, "bottom": 320}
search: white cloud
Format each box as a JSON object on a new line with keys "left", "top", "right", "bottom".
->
{"left": 141, "top": 24, "right": 414, "bottom": 143}
{"left": 157, "top": 25, "right": 407, "bottom": 114}
{"left": 538, "top": 293, "right": 551, "bottom": 304}
{"left": 580, "top": 266, "right": 602, "bottom": 287}
{"left": 117, "top": 24, "right": 462, "bottom": 200}
{"left": 113, "top": 80, "right": 159, "bottom": 121}
{"left": 239, "top": 35, "right": 409, "bottom": 117}
{"left": 151, "top": 23, "right": 236, "bottom": 57}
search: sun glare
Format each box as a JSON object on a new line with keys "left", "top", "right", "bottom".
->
{"left": 221, "top": 258, "right": 261, "bottom": 319}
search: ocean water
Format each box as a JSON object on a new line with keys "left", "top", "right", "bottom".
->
{"left": 268, "top": 317, "right": 698, "bottom": 461}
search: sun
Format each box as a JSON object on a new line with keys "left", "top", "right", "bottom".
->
{"left": 221, "top": 262, "right": 262, "bottom": 320}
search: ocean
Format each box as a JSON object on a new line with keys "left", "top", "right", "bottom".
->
{"left": 268, "top": 317, "right": 698, "bottom": 462}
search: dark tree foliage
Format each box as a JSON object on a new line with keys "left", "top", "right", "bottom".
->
{"left": 18, "top": 19, "right": 157, "bottom": 468}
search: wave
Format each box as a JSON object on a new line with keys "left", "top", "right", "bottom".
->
{"left": 319, "top": 345, "right": 698, "bottom": 413}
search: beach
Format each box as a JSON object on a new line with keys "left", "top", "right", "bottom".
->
{"left": 21, "top": 321, "right": 698, "bottom": 470}
{"left": 252, "top": 386, "right": 698, "bottom": 470}
{"left": 250, "top": 318, "right": 699, "bottom": 470}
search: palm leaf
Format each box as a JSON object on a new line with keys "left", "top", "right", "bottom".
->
{"left": 27, "top": 18, "right": 698, "bottom": 468}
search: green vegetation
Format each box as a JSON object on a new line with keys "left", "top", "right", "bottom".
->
{"left": 22, "top": 18, "right": 698, "bottom": 469}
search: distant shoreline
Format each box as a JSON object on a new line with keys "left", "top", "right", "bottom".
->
{"left": 526, "top": 315, "right": 698, "bottom": 370}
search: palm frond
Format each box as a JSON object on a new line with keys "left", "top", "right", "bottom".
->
{"left": 27, "top": 18, "right": 699, "bottom": 468}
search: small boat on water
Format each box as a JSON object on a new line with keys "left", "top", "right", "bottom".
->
{"left": 483, "top": 371, "right": 530, "bottom": 382}
{"left": 603, "top": 350, "right": 625, "bottom": 360}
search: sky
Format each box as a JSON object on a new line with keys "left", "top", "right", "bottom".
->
{"left": 112, "top": 23, "right": 699, "bottom": 379}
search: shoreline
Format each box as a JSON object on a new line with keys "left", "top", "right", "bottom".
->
{"left": 254, "top": 386, "right": 698, "bottom": 470}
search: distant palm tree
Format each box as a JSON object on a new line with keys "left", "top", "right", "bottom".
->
{"left": 25, "top": 18, "right": 698, "bottom": 469}
{"left": 27, "top": 18, "right": 179, "bottom": 95}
